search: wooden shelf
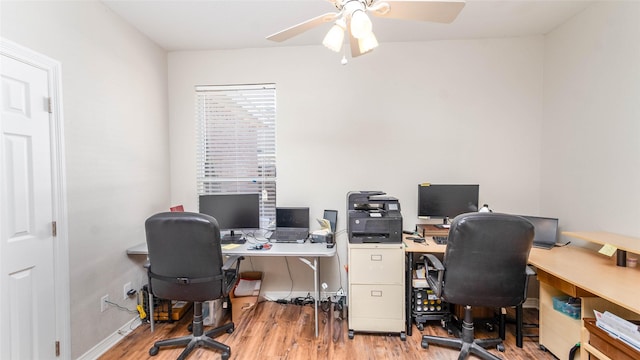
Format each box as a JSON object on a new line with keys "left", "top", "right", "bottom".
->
{"left": 563, "top": 231, "right": 640, "bottom": 254}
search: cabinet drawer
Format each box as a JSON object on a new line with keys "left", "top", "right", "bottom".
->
{"left": 349, "top": 248, "right": 403, "bottom": 283}
{"left": 537, "top": 269, "right": 594, "bottom": 298}
{"left": 349, "top": 284, "right": 404, "bottom": 320}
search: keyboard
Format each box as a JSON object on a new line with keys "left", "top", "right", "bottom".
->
{"left": 433, "top": 236, "right": 448, "bottom": 245}
{"left": 220, "top": 237, "right": 246, "bottom": 245}
{"left": 270, "top": 230, "right": 308, "bottom": 243}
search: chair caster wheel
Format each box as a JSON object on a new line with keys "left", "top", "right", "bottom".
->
{"left": 417, "top": 323, "right": 424, "bottom": 331}
{"left": 348, "top": 330, "right": 354, "bottom": 339}
{"left": 421, "top": 339, "right": 429, "bottom": 349}
{"left": 227, "top": 326, "right": 234, "bottom": 334}
{"left": 497, "top": 343, "right": 505, "bottom": 352}
{"left": 540, "top": 344, "right": 547, "bottom": 352}
{"left": 485, "top": 323, "right": 495, "bottom": 332}
{"left": 400, "top": 332, "right": 406, "bottom": 341}
{"left": 149, "top": 346, "right": 159, "bottom": 356}
{"left": 221, "top": 351, "right": 230, "bottom": 360}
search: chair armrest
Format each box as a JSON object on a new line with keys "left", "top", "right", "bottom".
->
{"left": 222, "top": 255, "right": 244, "bottom": 271}
{"left": 525, "top": 265, "right": 535, "bottom": 276}
{"left": 423, "top": 254, "right": 445, "bottom": 297}
{"left": 222, "top": 255, "right": 244, "bottom": 296}
{"left": 423, "top": 254, "right": 444, "bottom": 271}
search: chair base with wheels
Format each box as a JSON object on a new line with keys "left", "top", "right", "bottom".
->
{"left": 422, "top": 305, "right": 505, "bottom": 360}
{"left": 149, "top": 301, "right": 234, "bottom": 360}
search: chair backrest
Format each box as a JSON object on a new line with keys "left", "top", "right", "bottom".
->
{"left": 145, "top": 211, "right": 226, "bottom": 302}
{"left": 441, "top": 212, "right": 534, "bottom": 308}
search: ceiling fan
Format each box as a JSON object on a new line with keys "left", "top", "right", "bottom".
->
{"left": 266, "top": 0, "right": 466, "bottom": 58}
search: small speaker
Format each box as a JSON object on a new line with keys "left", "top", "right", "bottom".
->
{"left": 325, "top": 233, "right": 335, "bottom": 248}
{"left": 323, "top": 210, "right": 337, "bottom": 248}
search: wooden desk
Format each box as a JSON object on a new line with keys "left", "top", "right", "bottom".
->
{"left": 404, "top": 235, "right": 446, "bottom": 335}
{"left": 416, "top": 224, "right": 449, "bottom": 238}
{"left": 528, "top": 232, "right": 640, "bottom": 360}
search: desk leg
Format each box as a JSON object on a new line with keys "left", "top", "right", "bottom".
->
{"left": 299, "top": 257, "right": 320, "bottom": 338}
{"left": 314, "top": 257, "right": 319, "bottom": 338}
{"left": 149, "top": 290, "right": 154, "bottom": 332}
{"left": 406, "top": 252, "right": 413, "bottom": 336}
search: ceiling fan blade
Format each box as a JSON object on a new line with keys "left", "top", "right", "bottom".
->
{"left": 266, "top": 12, "right": 339, "bottom": 42}
{"left": 370, "top": 0, "right": 465, "bottom": 24}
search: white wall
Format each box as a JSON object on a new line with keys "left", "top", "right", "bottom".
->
{"left": 542, "top": 1, "right": 640, "bottom": 241}
{"left": 1, "top": 1, "right": 170, "bottom": 358}
{"left": 168, "top": 37, "right": 545, "bottom": 296}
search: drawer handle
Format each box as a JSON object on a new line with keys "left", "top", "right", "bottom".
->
{"left": 370, "top": 290, "right": 383, "bottom": 297}
{"left": 370, "top": 254, "right": 382, "bottom": 261}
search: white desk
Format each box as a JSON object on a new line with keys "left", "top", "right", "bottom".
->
{"left": 126, "top": 241, "right": 336, "bottom": 337}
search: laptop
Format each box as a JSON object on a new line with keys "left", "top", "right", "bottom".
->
{"left": 269, "top": 207, "right": 310, "bottom": 243}
{"left": 521, "top": 215, "right": 559, "bottom": 249}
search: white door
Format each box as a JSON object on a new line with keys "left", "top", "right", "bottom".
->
{"left": 1, "top": 51, "right": 58, "bottom": 358}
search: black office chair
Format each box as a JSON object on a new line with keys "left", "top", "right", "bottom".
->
{"left": 145, "top": 212, "right": 243, "bottom": 360}
{"left": 421, "top": 212, "right": 534, "bottom": 360}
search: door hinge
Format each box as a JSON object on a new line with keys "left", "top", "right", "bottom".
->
{"left": 52, "top": 221, "right": 57, "bottom": 237}
{"left": 47, "top": 97, "right": 53, "bottom": 114}
{"left": 55, "top": 341, "right": 60, "bottom": 356}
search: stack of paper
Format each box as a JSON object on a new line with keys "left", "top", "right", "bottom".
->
{"left": 234, "top": 279, "right": 262, "bottom": 296}
{"left": 413, "top": 267, "right": 428, "bottom": 288}
{"left": 594, "top": 310, "right": 640, "bottom": 351}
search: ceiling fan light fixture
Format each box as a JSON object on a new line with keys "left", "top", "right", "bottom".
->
{"left": 322, "top": 21, "right": 346, "bottom": 52}
{"left": 358, "top": 31, "right": 378, "bottom": 54}
{"left": 350, "top": 9, "right": 372, "bottom": 39}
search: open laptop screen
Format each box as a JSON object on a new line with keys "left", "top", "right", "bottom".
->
{"left": 521, "top": 215, "right": 559, "bottom": 249}
{"left": 276, "top": 207, "right": 309, "bottom": 229}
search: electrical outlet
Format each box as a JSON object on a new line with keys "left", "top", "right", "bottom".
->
{"left": 101, "top": 294, "right": 109, "bottom": 312}
{"left": 123, "top": 282, "right": 132, "bottom": 300}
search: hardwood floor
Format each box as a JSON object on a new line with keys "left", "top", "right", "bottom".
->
{"left": 99, "top": 301, "right": 556, "bottom": 360}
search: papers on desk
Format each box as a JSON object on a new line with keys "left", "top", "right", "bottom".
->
{"left": 413, "top": 267, "right": 428, "bottom": 288}
{"left": 598, "top": 243, "right": 618, "bottom": 257}
{"left": 594, "top": 310, "right": 640, "bottom": 351}
{"left": 234, "top": 278, "right": 262, "bottom": 297}
{"left": 222, "top": 244, "right": 241, "bottom": 250}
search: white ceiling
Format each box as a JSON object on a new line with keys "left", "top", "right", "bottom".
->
{"left": 101, "top": 0, "right": 595, "bottom": 52}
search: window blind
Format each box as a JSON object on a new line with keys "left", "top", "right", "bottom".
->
{"left": 195, "top": 84, "right": 276, "bottom": 227}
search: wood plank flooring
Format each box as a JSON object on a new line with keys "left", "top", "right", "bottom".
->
{"left": 99, "top": 301, "right": 557, "bottom": 360}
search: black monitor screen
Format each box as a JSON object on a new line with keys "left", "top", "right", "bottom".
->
{"left": 198, "top": 193, "right": 260, "bottom": 231}
{"left": 418, "top": 184, "right": 479, "bottom": 220}
{"left": 275, "top": 207, "right": 309, "bottom": 228}
{"left": 520, "top": 215, "right": 558, "bottom": 249}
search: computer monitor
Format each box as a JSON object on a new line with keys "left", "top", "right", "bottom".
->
{"left": 418, "top": 184, "right": 479, "bottom": 223}
{"left": 198, "top": 193, "right": 260, "bottom": 241}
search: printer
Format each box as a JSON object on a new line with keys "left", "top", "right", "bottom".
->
{"left": 347, "top": 191, "right": 403, "bottom": 244}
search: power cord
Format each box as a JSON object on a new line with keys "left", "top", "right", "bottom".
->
{"left": 104, "top": 299, "right": 139, "bottom": 315}
{"left": 104, "top": 299, "right": 143, "bottom": 335}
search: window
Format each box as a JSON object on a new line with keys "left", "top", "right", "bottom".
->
{"left": 195, "top": 84, "right": 276, "bottom": 228}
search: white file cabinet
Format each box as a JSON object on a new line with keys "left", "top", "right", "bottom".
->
{"left": 348, "top": 242, "right": 406, "bottom": 340}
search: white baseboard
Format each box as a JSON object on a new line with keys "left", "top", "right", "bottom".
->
{"left": 76, "top": 317, "right": 141, "bottom": 360}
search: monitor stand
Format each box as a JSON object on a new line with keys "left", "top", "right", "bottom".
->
{"left": 435, "top": 218, "right": 451, "bottom": 229}
{"left": 221, "top": 230, "right": 246, "bottom": 244}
